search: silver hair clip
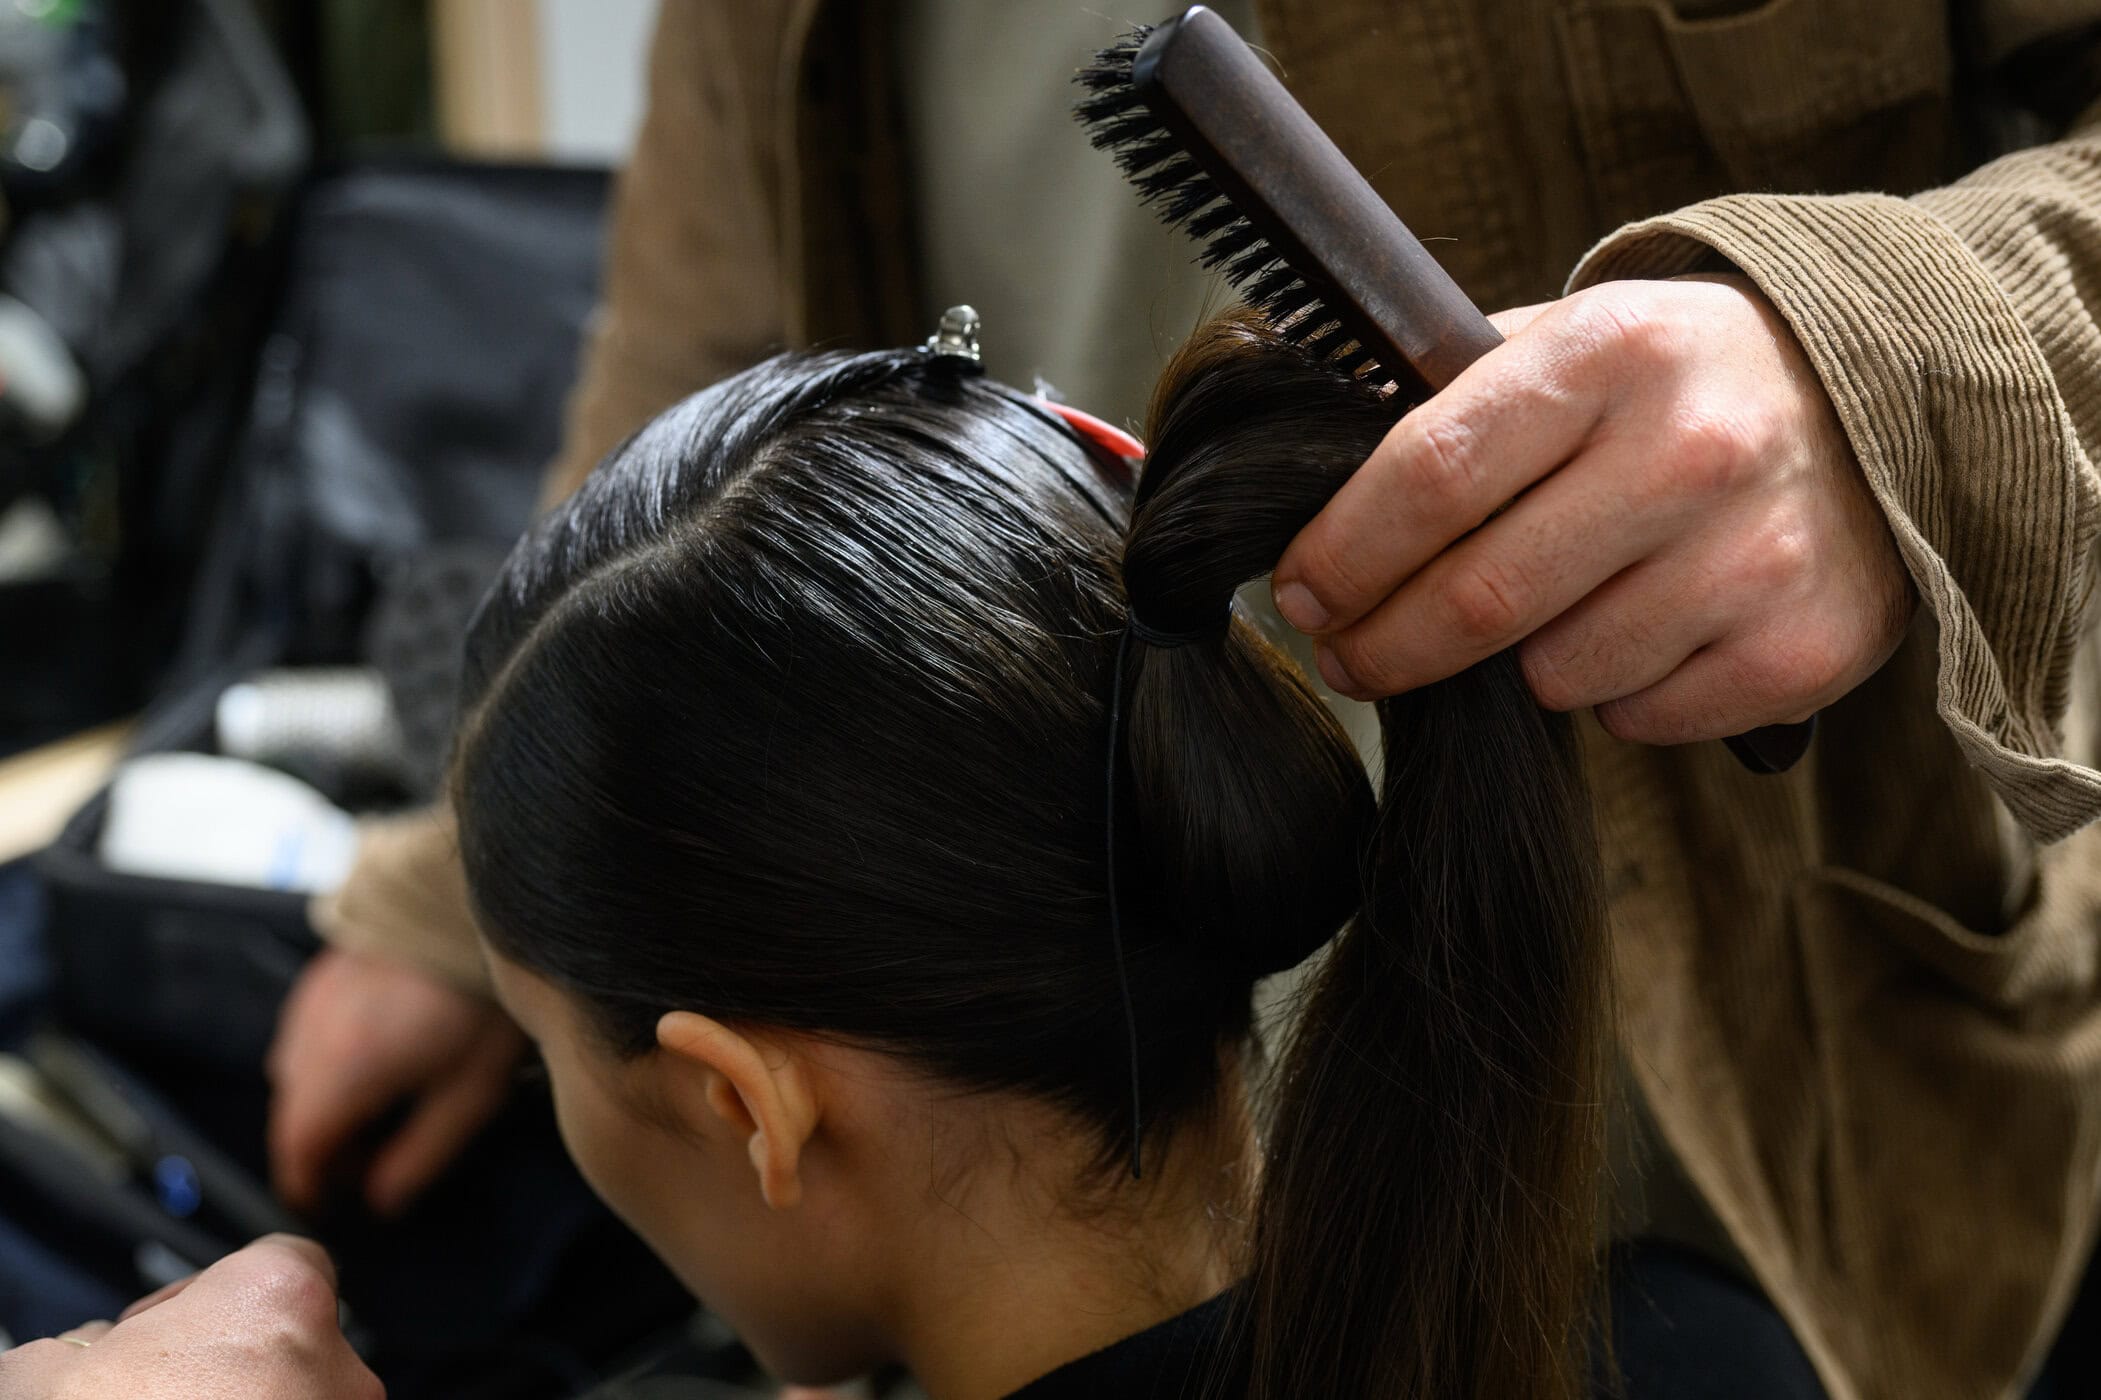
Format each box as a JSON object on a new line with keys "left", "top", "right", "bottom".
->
{"left": 923, "top": 305, "right": 982, "bottom": 363}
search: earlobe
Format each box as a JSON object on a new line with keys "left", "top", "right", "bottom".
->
{"left": 656, "top": 1011, "right": 815, "bottom": 1210}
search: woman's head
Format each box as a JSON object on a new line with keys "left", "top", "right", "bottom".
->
{"left": 452, "top": 343, "right": 1372, "bottom": 1381}
{"left": 454, "top": 321, "right": 1608, "bottom": 1398}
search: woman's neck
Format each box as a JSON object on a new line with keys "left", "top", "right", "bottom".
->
{"left": 878, "top": 1101, "right": 1253, "bottom": 1400}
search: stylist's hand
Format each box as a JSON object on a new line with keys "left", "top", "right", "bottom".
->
{"left": 0, "top": 1235, "right": 381, "bottom": 1398}
{"left": 1271, "top": 274, "right": 1915, "bottom": 742}
{"left": 268, "top": 946, "right": 526, "bottom": 1218}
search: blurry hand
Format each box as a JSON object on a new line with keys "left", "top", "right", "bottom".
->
{"left": 1271, "top": 274, "right": 1914, "bottom": 744}
{"left": 0, "top": 1235, "right": 381, "bottom": 1399}
{"left": 267, "top": 946, "right": 526, "bottom": 1218}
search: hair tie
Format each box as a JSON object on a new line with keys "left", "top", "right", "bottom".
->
{"left": 1125, "top": 611, "right": 1225, "bottom": 650}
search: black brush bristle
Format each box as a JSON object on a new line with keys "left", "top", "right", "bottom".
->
{"left": 1074, "top": 26, "right": 1397, "bottom": 392}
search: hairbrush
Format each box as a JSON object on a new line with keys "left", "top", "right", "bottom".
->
{"left": 1074, "top": 6, "right": 1814, "bottom": 775}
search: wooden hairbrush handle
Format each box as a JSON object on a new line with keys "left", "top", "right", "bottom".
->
{"left": 1134, "top": 8, "right": 1497, "bottom": 396}
{"left": 1135, "top": 7, "right": 1816, "bottom": 773}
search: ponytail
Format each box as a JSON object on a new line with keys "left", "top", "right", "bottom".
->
{"left": 1123, "top": 315, "right": 1610, "bottom": 1399}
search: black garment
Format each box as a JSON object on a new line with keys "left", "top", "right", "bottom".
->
{"left": 996, "top": 1249, "right": 1812, "bottom": 1400}
{"left": 1603, "top": 1236, "right": 2101, "bottom": 1399}
{"left": 996, "top": 1252, "right": 1822, "bottom": 1400}
{"left": 1000, "top": 1236, "right": 2101, "bottom": 1400}
{"left": 1601, "top": 1240, "right": 1825, "bottom": 1400}
{"left": 1004, "top": 1289, "right": 1240, "bottom": 1399}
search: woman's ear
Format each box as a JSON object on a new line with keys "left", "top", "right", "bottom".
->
{"left": 655, "top": 1011, "right": 818, "bottom": 1209}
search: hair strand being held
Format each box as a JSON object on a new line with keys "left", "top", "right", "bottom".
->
{"left": 1125, "top": 315, "right": 1612, "bottom": 1400}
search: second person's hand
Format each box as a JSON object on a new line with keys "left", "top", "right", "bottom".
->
{"left": 1271, "top": 273, "right": 1916, "bottom": 745}
{"left": 0, "top": 1235, "right": 381, "bottom": 1399}
{"left": 267, "top": 946, "right": 527, "bottom": 1219}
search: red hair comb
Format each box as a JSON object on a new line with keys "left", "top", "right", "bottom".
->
{"left": 1039, "top": 399, "right": 1145, "bottom": 462}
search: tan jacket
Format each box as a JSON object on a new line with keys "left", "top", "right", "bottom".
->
{"left": 317, "top": 3, "right": 2101, "bottom": 1396}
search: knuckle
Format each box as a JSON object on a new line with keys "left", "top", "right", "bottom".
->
{"left": 1664, "top": 408, "right": 1759, "bottom": 497}
{"left": 1569, "top": 290, "right": 1672, "bottom": 367}
{"left": 1594, "top": 696, "right": 1660, "bottom": 744}
{"left": 1402, "top": 414, "right": 1483, "bottom": 514}
{"left": 1293, "top": 528, "right": 1378, "bottom": 615}
{"left": 1771, "top": 627, "right": 1852, "bottom": 701}
{"left": 1328, "top": 630, "right": 1403, "bottom": 695}
{"left": 1711, "top": 630, "right": 1847, "bottom": 721}
{"left": 1598, "top": 692, "right": 1704, "bottom": 746}
{"left": 1442, "top": 558, "right": 1529, "bottom": 647}
{"left": 1517, "top": 637, "right": 1584, "bottom": 712}
{"left": 1741, "top": 515, "right": 1816, "bottom": 595}
{"left": 248, "top": 1252, "right": 339, "bottom": 1330}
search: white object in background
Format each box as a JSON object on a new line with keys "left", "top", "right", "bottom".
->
{"left": 215, "top": 667, "right": 405, "bottom": 778}
{"left": 0, "top": 293, "right": 85, "bottom": 438}
{"left": 0, "top": 495, "right": 69, "bottom": 581}
{"left": 536, "top": 0, "right": 652, "bottom": 164}
{"left": 432, "top": 0, "right": 653, "bottom": 163}
{"left": 98, "top": 753, "right": 357, "bottom": 895}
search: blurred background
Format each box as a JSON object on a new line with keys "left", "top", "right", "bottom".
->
{"left": 0, "top": 3, "right": 808, "bottom": 1396}
{"left": 0, "top": 0, "right": 653, "bottom": 766}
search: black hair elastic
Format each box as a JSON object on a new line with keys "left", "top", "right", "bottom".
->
{"left": 1125, "top": 612, "right": 1220, "bottom": 649}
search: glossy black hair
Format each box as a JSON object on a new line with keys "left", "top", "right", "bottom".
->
{"left": 454, "top": 316, "right": 1608, "bottom": 1399}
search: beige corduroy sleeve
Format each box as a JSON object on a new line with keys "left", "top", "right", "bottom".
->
{"left": 1570, "top": 110, "right": 2101, "bottom": 844}
{"left": 311, "top": 0, "right": 797, "bottom": 991}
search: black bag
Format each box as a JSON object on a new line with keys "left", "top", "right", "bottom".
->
{"left": 173, "top": 156, "right": 606, "bottom": 682}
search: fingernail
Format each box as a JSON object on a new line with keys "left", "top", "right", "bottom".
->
{"left": 1315, "top": 646, "right": 1364, "bottom": 698}
{"left": 1273, "top": 580, "right": 1329, "bottom": 633}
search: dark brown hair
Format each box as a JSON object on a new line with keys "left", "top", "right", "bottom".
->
{"left": 453, "top": 313, "right": 1608, "bottom": 1398}
{"left": 1133, "top": 318, "right": 1610, "bottom": 1400}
